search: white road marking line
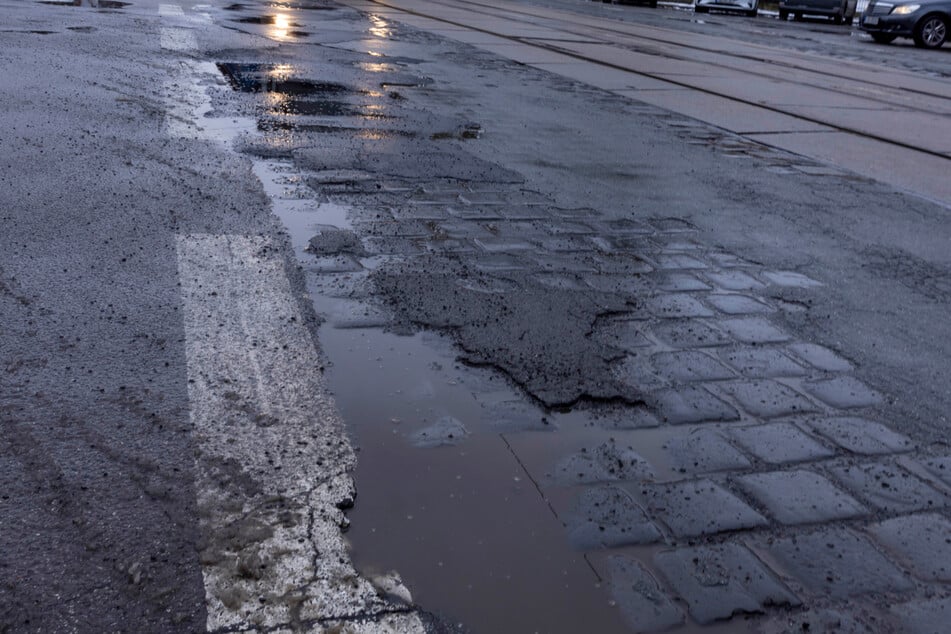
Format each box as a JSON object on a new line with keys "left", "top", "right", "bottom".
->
{"left": 177, "top": 234, "right": 424, "bottom": 632}
{"left": 159, "top": 3, "right": 184, "bottom": 16}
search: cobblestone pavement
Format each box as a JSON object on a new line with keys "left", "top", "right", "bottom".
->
{"left": 311, "top": 180, "right": 951, "bottom": 633}
{"left": 186, "top": 1, "right": 951, "bottom": 631}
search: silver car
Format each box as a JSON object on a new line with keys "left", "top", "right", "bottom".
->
{"left": 695, "top": 0, "right": 759, "bottom": 17}
{"left": 778, "top": 0, "right": 858, "bottom": 22}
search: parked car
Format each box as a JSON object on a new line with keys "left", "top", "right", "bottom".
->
{"left": 859, "top": 0, "right": 950, "bottom": 47}
{"left": 695, "top": 0, "right": 759, "bottom": 16}
{"left": 617, "top": 0, "right": 659, "bottom": 8}
{"left": 778, "top": 0, "right": 857, "bottom": 22}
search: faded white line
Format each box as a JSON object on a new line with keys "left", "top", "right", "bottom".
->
{"left": 159, "top": 3, "right": 185, "bottom": 16}
{"left": 177, "top": 234, "right": 423, "bottom": 632}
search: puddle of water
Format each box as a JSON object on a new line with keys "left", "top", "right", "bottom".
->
{"left": 319, "top": 327, "right": 631, "bottom": 634}
{"left": 163, "top": 61, "right": 256, "bottom": 143}
{"left": 217, "top": 63, "right": 384, "bottom": 119}
{"left": 41, "top": 0, "right": 129, "bottom": 6}
{"left": 257, "top": 121, "right": 414, "bottom": 139}
{"left": 217, "top": 63, "right": 354, "bottom": 96}
{"left": 252, "top": 159, "right": 354, "bottom": 256}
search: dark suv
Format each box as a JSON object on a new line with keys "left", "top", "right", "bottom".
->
{"left": 778, "top": 0, "right": 857, "bottom": 23}
{"left": 859, "top": 0, "right": 950, "bottom": 48}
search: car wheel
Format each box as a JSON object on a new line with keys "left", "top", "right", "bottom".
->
{"left": 794, "top": 11, "right": 803, "bottom": 20}
{"left": 695, "top": 5, "right": 709, "bottom": 12}
{"left": 870, "top": 32, "right": 897, "bottom": 43}
{"left": 833, "top": 14, "right": 843, "bottom": 23}
{"left": 747, "top": 8, "right": 758, "bottom": 16}
{"left": 913, "top": 14, "right": 948, "bottom": 48}
{"left": 779, "top": 9, "right": 788, "bottom": 19}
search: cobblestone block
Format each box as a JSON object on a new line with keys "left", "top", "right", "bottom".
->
{"left": 614, "top": 355, "right": 668, "bottom": 391}
{"left": 540, "top": 220, "right": 595, "bottom": 235}
{"left": 428, "top": 239, "right": 477, "bottom": 254}
{"left": 637, "top": 479, "right": 768, "bottom": 537}
{"left": 596, "top": 406, "right": 662, "bottom": 430}
{"left": 651, "top": 320, "right": 731, "bottom": 348}
{"left": 736, "top": 469, "right": 867, "bottom": 524}
{"left": 869, "top": 514, "right": 951, "bottom": 582}
{"left": 662, "top": 428, "right": 752, "bottom": 475}
{"left": 436, "top": 220, "right": 492, "bottom": 240}
{"left": 651, "top": 385, "right": 740, "bottom": 425}
{"left": 529, "top": 252, "right": 599, "bottom": 273}
{"left": 803, "top": 376, "right": 882, "bottom": 409}
{"left": 647, "top": 295, "right": 715, "bottom": 319}
{"left": 828, "top": 462, "right": 948, "bottom": 513}
{"left": 446, "top": 207, "right": 506, "bottom": 221}
{"left": 706, "top": 294, "right": 773, "bottom": 315}
{"left": 756, "top": 608, "right": 877, "bottom": 634}
{"left": 654, "top": 544, "right": 799, "bottom": 624}
{"left": 705, "top": 270, "right": 765, "bottom": 291}
{"left": 554, "top": 439, "right": 655, "bottom": 485}
{"left": 585, "top": 274, "right": 653, "bottom": 297}
{"left": 653, "top": 254, "right": 708, "bottom": 270}
{"left": 391, "top": 205, "right": 452, "bottom": 221}
{"left": 729, "top": 422, "right": 834, "bottom": 464}
{"left": 609, "top": 235, "right": 655, "bottom": 252}
{"left": 762, "top": 528, "right": 914, "bottom": 599}
{"left": 921, "top": 456, "right": 951, "bottom": 488}
{"left": 723, "top": 380, "right": 817, "bottom": 419}
{"left": 565, "top": 486, "right": 661, "bottom": 549}
{"left": 597, "top": 218, "right": 654, "bottom": 235}
{"left": 655, "top": 238, "right": 703, "bottom": 251}
{"left": 889, "top": 597, "right": 951, "bottom": 633}
{"left": 805, "top": 417, "right": 914, "bottom": 455}
{"left": 761, "top": 271, "right": 823, "bottom": 288}
{"left": 717, "top": 317, "right": 790, "bottom": 343}
{"left": 593, "top": 319, "right": 653, "bottom": 351}
{"left": 540, "top": 236, "right": 595, "bottom": 252}
{"left": 720, "top": 348, "right": 808, "bottom": 378}
{"left": 650, "top": 218, "right": 697, "bottom": 233}
{"left": 497, "top": 208, "right": 550, "bottom": 221}
{"left": 548, "top": 205, "right": 598, "bottom": 219}
{"left": 656, "top": 272, "right": 711, "bottom": 292}
{"left": 786, "top": 343, "right": 852, "bottom": 372}
{"left": 706, "top": 252, "right": 756, "bottom": 267}
{"left": 607, "top": 557, "right": 685, "bottom": 633}
{"left": 473, "top": 237, "right": 536, "bottom": 253}
{"left": 362, "top": 237, "right": 426, "bottom": 255}
{"left": 651, "top": 351, "right": 735, "bottom": 383}
{"left": 471, "top": 253, "right": 530, "bottom": 272}
{"left": 530, "top": 273, "right": 588, "bottom": 291}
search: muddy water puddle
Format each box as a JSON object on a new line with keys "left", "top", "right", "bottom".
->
{"left": 319, "top": 327, "right": 631, "bottom": 634}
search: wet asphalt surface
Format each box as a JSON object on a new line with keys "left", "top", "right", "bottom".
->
{"left": 3, "top": 0, "right": 951, "bottom": 632}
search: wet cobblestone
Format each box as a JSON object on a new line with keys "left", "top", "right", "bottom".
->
{"left": 654, "top": 544, "right": 800, "bottom": 624}
{"left": 868, "top": 514, "right": 951, "bottom": 582}
{"left": 635, "top": 479, "right": 768, "bottom": 538}
{"left": 761, "top": 528, "right": 914, "bottom": 599}
{"left": 735, "top": 469, "right": 867, "bottom": 525}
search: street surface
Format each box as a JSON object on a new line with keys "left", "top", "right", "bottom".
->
{"left": 1, "top": 0, "right": 950, "bottom": 632}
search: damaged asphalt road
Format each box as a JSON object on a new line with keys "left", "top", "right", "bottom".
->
{"left": 3, "top": 0, "right": 951, "bottom": 632}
